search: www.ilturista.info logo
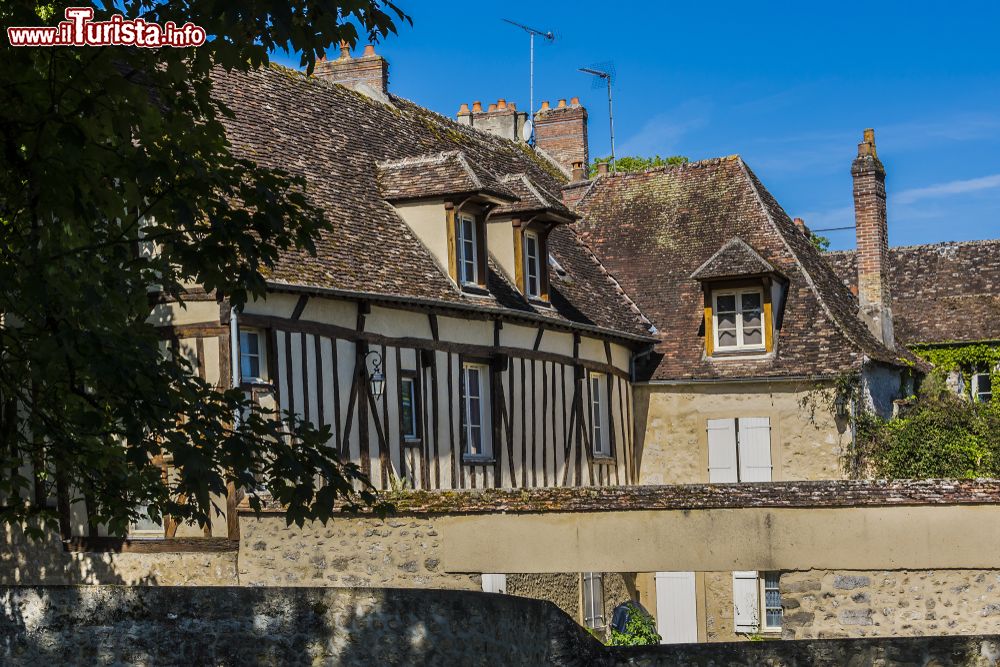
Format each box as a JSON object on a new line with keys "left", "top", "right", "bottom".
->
{"left": 7, "top": 7, "right": 206, "bottom": 47}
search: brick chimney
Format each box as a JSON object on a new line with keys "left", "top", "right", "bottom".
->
{"left": 314, "top": 42, "right": 389, "bottom": 104}
{"left": 534, "top": 97, "right": 588, "bottom": 175}
{"left": 852, "top": 128, "right": 894, "bottom": 348}
{"left": 456, "top": 98, "right": 528, "bottom": 142}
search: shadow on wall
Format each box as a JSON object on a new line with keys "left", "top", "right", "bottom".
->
{"left": 0, "top": 524, "right": 237, "bottom": 586}
{"left": 0, "top": 586, "right": 607, "bottom": 666}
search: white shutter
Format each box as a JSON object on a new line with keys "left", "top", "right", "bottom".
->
{"left": 707, "top": 419, "right": 738, "bottom": 483}
{"left": 737, "top": 417, "right": 772, "bottom": 482}
{"left": 654, "top": 571, "right": 698, "bottom": 643}
{"left": 481, "top": 573, "right": 507, "bottom": 594}
{"left": 732, "top": 570, "right": 760, "bottom": 632}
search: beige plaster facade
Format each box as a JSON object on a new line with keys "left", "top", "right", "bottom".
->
{"left": 633, "top": 380, "right": 847, "bottom": 485}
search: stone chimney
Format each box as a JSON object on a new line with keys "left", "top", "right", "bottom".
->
{"left": 534, "top": 97, "right": 589, "bottom": 175}
{"left": 852, "top": 128, "right": 894, "bottom": 348}
{"left": 314, "top": 42, "right": 390, "bottom": 104}
{"left": 456, "top": 98, "right": 529, "bottom": 142}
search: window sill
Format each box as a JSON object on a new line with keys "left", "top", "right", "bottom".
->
{"left": 240, "top": 380, "right": 274, "bottom": 390}
{"left": 63, "top": 536, "right": 238, "bottom": 554}
{"left": 459, "top": 284, "right": 490, "bottom": 297}
{"left": 592, "top": 455, "right": 615, "bottom": 464}
{"left": 527, "top": 297, "right": 552, "bottom": 308}
{"left": 708, "top": 349, "right": 771, "bottom": 361}
{"left": 403, "top": 438, "right": 423, "bottom": 448}
{"left": 462, "top": 456, "right": 495, "bottom": 465}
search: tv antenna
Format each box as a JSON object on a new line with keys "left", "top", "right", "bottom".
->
{"left": 579, "top": 63, "right": 616, "bottom": 172}
{"left": 503, "top": 18, "right": 555, "bottom": 143}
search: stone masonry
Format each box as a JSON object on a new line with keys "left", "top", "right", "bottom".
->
{"left": 781, "top": 569, "right": 1000, "bottom": 639}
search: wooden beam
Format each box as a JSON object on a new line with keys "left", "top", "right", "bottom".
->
{"left": 290, "top": 294, "right": 309, "bottom": 321}
{"left": 446, "top": 204, "right": 458, "bottom": 283}
{"left": 238, "top": 314, "right": 629, "bottom": 380}
{"left": 64, "top": 536, "right": 238, "bottom": 553}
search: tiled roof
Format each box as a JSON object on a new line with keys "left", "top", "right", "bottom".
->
{"left": 690, "top": 237, "right": 776, "bottom": 281}
{"left": 209, "top": 65, "right": 652, "bottom": 340}
{"left": 376, "top": 151, "right": 516, "bottom": 203}
{"left": 493, "top": 173, "right": 577, "bottom": 220}
{"left": 826, "top": 240, "right": 1000, "bottom": 345}
{"left": 572, "top": 156, "right": 912, "bottom": 381}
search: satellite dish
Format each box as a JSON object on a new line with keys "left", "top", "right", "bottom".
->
{"left": 522, "top": 118, "right": 533, "bottom": 142}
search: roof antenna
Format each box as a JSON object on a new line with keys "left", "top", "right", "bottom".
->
{"left": 578, "top": 63, "right": 616, "bottom": 173}
{"left": 502, "top": 18, "right": 555, "bottom": 144}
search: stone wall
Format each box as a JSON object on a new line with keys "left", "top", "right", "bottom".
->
{"left": 506, "top": 572, "right": 634, "bottom": 641}
{"left": 0, "top": 585, "right": 604, "bottom": 666}
{"left": 781, "top": 569, "right": 1000, "bottom": 640}
{"left": 0, "top": 526, "right": 237, "bottom": 586}
{"left": 609, "top": 635, "right": 1000, "bottom": 666}
{"left": 238, "top": 513, "right": 479, "bottom": 589}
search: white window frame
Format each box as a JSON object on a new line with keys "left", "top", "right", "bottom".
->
{"left": 761, "top": 571, "right": 782, "bottom": 632}
{"left": 462, "top": 362, "right": 492, "bottom": 459}
{"left": 239, "top": 329, "right": 266, "bottom": 383}
{"left": 590, "top": 372, "right": 611, "bottom": 458}
{"left": 400, "top": 376, "right": 420, "bottom": 442}
{"left": 712, "top": 287, "right": 766, "bottom": 352}
{"left": 524, "top": 230, "right": 542, "bottom": 299}
{"left": 972, "top": 373, "right": 992, "bottom": 403}
{"left": 582, "top": 572, "right": 606, "bottom": 630}
{"left": 457, "top": 213, "right": 479, "bottom": 286}
{"left": 128, "top": 504, "right": 164, "bottom": 539}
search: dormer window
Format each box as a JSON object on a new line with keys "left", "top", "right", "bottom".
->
{"left": 457, "top": 213, "right": 480, "bottom": 286}
{"left": 524, "top": 231, "right": 542, "bottom": 299}
{"left": 714, "top": 288, "right": 765, "bottom": 352}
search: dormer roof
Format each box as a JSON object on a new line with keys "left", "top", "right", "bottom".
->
{"left": 690, "top": 237, "right": 777, "bottom": 281}
{"left": 492, "top": 173, "right": 578, "bottom": 222}
{"left": 376, "top": 150, "right": 516, "bottom": 204}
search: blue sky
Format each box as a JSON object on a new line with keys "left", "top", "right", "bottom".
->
{"left": 277, "top": 1, "right": 1000, "bottom": 250}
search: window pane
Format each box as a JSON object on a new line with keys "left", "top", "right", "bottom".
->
{"left": 718, "top": 329, "right": 737, "bottom": 347}
{"left": 717, "top": 311, "right": 737, "bottom": 329}
{"left": 743, "top": 327, "right": 762, "bottom": 345}
{"left": 743, "top": 310, "right": 762, "bottom": 328}
{"left": 741, "top": 292, "right": 761, "bottom": 311}
{"left": 717, "top": 294, "right": 736, "bottom": 312}
{"left": 401, "top": 379, "right": 416, "bottom": 438}
{"left": 241, "top": 331, "right": 259, "bottom": 355}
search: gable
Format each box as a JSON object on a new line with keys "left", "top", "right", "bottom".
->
{"left": 573, "top": 156, "right": 909, "bottom": 381}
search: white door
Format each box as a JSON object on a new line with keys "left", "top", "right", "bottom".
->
{"left": 654, "top": 571, "right": 698, "bottom": 643}
{"left": 481, "top": 573, "right": 507, "bottom": 594}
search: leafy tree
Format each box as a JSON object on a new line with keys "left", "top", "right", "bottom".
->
{"left": 608, "top": 602, "right": 661, "bottom": 646}
{"left": 810, "top": 233, "right": 831, "bottom": 252}
{"left": 849, "top": 372, "right": 1000, "bottom": 479}
{"left": 0, "top": 0, "right": 409, "bottom": 537}
{"left": 590, "top": 154, "right": 688, "bottom": 177}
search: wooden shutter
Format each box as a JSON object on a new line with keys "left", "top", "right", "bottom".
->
{"left": 481, "top": 573, "right": 507, "bottom": 594}
{"left": 707, "top": 418, "right": 738, "bottom": 483}
{"left": 737, "top": 417, "right": 772, "bottom": 482}
{"left": 732, "top": 570, "right": 760, "bottom": 632}
{"left": 654, "top": 571, "right": 698, "bottom": 644}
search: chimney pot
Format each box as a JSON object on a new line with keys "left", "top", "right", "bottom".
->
{"left": 472, "top": 101, "right": 483, "bottom": 113}
{"left": 314, "top": 42, "right": 389, "bottom": 103}
{"left": 338, "top": 40, "right": 351, "bottom": 60}
{"left": 458, "top": 103, "right": 470, "bottom": 115}
{"left": 570, "top": 96, "right": 580, "bottom": 106}
{"left": 557, "top": 99, "right": 567, "bottom": 108}
{"left": 571, "top": 161, "right": 586, "bottom": 182}
{"left": 596, "top": 161, "right": 609, "bottom": 176}
{"left": 540, "top": 100, "right": 550, "bottom": 111}
{"left": 508, "top": 101, "right": 516, "bottom": 110}
{"left": 487, "top": 103, "right": 497, "bottom": 112}
{"left": 362, "top": 44, "right": 376, "bottom": 57}
{"left": 497, "top": 98, "right": 507, "bottom": 110}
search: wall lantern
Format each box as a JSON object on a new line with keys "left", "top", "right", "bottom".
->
{"left": 365, "top": 350, "right": 386, "bottom": 400}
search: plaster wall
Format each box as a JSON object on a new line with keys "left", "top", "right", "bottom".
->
{"left": 633, "top": 381, "right": 847, "bottom": 485}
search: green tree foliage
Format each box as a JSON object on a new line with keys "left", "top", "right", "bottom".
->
{"left": 608, "top": 603, "right": 662, "bottom": 646}
{"left": 0, "top": 0, "right": 409, "bottom": 536}
{"left": 810, "top": 233, "right": 831, "bottom": 252}
{"left": 851, "top": 373, "right": 1000, "bottom": 479}
{"left": 589, "top": 155, "right": 689, "bottom": 177}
